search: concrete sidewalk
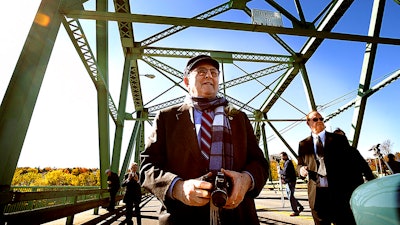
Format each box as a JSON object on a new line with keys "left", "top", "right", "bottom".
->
{"left": 256, "top": 188, "right": 313, "bottom": 225}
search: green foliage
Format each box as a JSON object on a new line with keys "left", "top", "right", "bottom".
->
{"left": 12, "top": 167, "right": 100, "bottom": 186}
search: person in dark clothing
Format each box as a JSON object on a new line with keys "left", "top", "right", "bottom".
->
{"left": 387, "top": 153, "right": 400, "bottom": 174}
{"left": 122, "top": 163, "right": 142, "bottom": 225}
{"left": 333, "top": 128, "right": 375, "bottom": 185}
{"left": 297, "top": 111, "right": 363, "bottom": 225}
{"left": 278, "top": 151, "right": 304, "bottom": 216}
{"left": 106, "top": 169, "right": 120, "bottom": 211}
{"left": 140, "top": 55, "right": 269, "bottom": 225}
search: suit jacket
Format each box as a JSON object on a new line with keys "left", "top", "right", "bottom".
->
{"left": 279, "top": 159, "right": 297, "bottom": 183}
{"left": 140, "top": 103, "right": 269, "bottom": 225}
{"left": 107, "top": 172, "right": 120, "bottom": 194}
{"left": 347, "top": 146, "right": 375, "bottom": 186}
{"left": 297, "top": 131, "right": 359, "bottom": 218}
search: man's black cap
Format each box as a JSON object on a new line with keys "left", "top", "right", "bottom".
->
{"left": 184, "top": 55, "right": 219, "bottom": 76}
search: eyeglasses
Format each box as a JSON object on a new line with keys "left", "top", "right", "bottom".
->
{"left": 192, "top": 67, "right": 220, "bottom": 78}
{"left": 309, "top": 117, "right": 324, "bottom": 122}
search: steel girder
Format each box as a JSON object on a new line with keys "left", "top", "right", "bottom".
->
{"left": 0, "top": 0, "right": 63, "bottom": 189}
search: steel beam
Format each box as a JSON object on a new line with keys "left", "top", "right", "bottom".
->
{"left": 96, "top": 0, "right": 111, "bottom": 188}
{"left": 62, "top": 9, "right": 400, "bottom": 46}
{"left": 0, "top": 0, "right": 62, "bottom": 188}
{"left": 350, "top": 0, "right": 385, "bottom": 147}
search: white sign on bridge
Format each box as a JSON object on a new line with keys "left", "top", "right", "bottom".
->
{"left": 251, "top": 9, "right": 283, "bottom": 27}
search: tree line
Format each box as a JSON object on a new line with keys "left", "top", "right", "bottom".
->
{"left": 12, "top": 167, "right": 100, "bottom": 186}
{"left": 12, "top": 150, "right": 398, "bottom": 186}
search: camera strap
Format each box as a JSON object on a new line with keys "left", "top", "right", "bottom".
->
{"left": 210, "top": 199, "right": 221, "bottom": 225}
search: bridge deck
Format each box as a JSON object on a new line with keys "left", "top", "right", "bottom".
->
{"left": 43, "top": 188, "right": 313, "bottom": 225}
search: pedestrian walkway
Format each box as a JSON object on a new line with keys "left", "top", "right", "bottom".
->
{"left": 44, "top": 187, "right": 313, "bottom": 225}
{"left": 256, "top": 188, "right": 313, "bottom": 225}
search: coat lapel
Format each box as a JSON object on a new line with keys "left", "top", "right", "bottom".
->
{"left": 175, "top": 103, "right": 208, "bottom": 165}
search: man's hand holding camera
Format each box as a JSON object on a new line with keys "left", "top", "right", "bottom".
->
{"left": 222, "top": 168, "right": 252, "bottom": 209}
{"left": 172, "top": 172, "right": 213, "bottom": 207}
{"left": 172, "top": 169, "right": 252, "bottom": 209}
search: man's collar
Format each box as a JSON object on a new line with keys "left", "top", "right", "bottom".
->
{"left": 312, "top": 130, "right": 326, "bottom": 138}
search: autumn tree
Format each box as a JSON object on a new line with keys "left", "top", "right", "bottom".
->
{"left": 379, "top": 139, "right": 393, "bottom": 156}
{"left": 12, "top": 168, "right": 45, "bottom": 186}
{"left": 44, "top": 170, "right": 77, "bottom": 185}
{"left": 12, "top": 167, "right": 101, "bottom": 186}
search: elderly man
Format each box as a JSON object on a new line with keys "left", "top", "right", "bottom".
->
{"left": 140, "top": 55, "right": 269, "bottom": 225}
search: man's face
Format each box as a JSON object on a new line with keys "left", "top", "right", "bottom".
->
{"left": 307, "top": 111, "right": 325, "bottom": 134}
{"left": 183, "top": 62, "right": 219, "bottom": 99}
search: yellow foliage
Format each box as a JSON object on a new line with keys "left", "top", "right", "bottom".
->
{"left": 12, "top": 167, "right": 101, "bottom": 186}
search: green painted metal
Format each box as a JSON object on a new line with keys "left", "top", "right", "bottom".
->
{"left": 350, "top": 0, "right": 385, "bottom": 148}
{"left": 96, "top": 0, "right": 111, "bottom": 188}
{"left": 4, "top": 186, "right": 103, "bottom": 213}
{"left": 298, "top": 64, "right": 316, "bottom": 112}
{"left": 260, "top": 122, "right": 269, "bottom": 162}
{"left": 1, "top": 186, "right": 120, "bottom": 224}
{"left": 62, "top": 10, "right": 400, "bottom": 45}
{"left": 136, "top": 116, "right": 146, "bottom": 164}
{"left": 261, "top": 66, "right": 299, "bottom": 112}
{"left": 111, "top": 53, "right": 134, "bottom": 175}
{"left": 96, "top": 84, "right": 111, "bottom": 188}
{"left": 120, "top": 121, "right": 141, "bottom": 182}
{"left": 0, "top": 0, "right": 62, "bottom": 188}
{"left": 61, "top": 16, "right": 119, "bottom": 123}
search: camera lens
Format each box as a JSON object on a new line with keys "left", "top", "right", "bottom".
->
{"left": 211, "top": 189, "right": 227, "bottom": 207}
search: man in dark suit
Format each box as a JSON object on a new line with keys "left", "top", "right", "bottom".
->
{"left": 140, "top": 55, "right": 269, "bottom": 225}
{"left": 333, "top": 128, "right": 375, "bottom": 184}
{"left": 297, "top": 110, "right": 358, "bottom": 225}
{"left": 122, "top": 162, "right": 142, "bottom": 225}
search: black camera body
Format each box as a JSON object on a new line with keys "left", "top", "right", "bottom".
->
{"left": 203, "top": 171, "right": 231, "bottom": 207}
{"left": 369, "top": 144, "right": 381, "bottom": 157}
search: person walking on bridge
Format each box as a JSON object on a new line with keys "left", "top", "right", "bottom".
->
{"left": 105, "top": 169, "right": 120, "bottom": 211}
{"left": 278, "top": 151, "right": 304, "bottom": 217}
{"left": 122, "top": 162, "right": 142, "bottom": 225}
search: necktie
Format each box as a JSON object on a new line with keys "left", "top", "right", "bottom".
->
{"left": 200, "top": 110, "right": 213, "bottom": 158}
{"left": 316, "top": 136, "right": 324, "bottom": 157}
{"left": 316, "top": 136, "right": 327, "bottom": 177}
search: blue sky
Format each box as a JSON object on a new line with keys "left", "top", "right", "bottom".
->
{"left": 1, "top": 0, "right": 399, "bottom": 168}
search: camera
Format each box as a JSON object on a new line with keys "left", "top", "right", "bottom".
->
{"left": 203, "top": 171, "right": 231, "bottom": 207}
{"left": 369, "top": 144, "right": 381, "bottom": 157}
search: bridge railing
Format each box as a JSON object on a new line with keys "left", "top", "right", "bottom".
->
{"left": 3, "top": 186, "right": 104, "bottom": 213}
{"left": 0, "top": 186, "right": 124, "bottom": 225}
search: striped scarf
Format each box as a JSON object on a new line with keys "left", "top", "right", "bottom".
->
{"left": 188, "top": 95, "right": 234, "bottom": 225}
{"left": 188, "top": 96, "right": 234, "bottom": 172}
